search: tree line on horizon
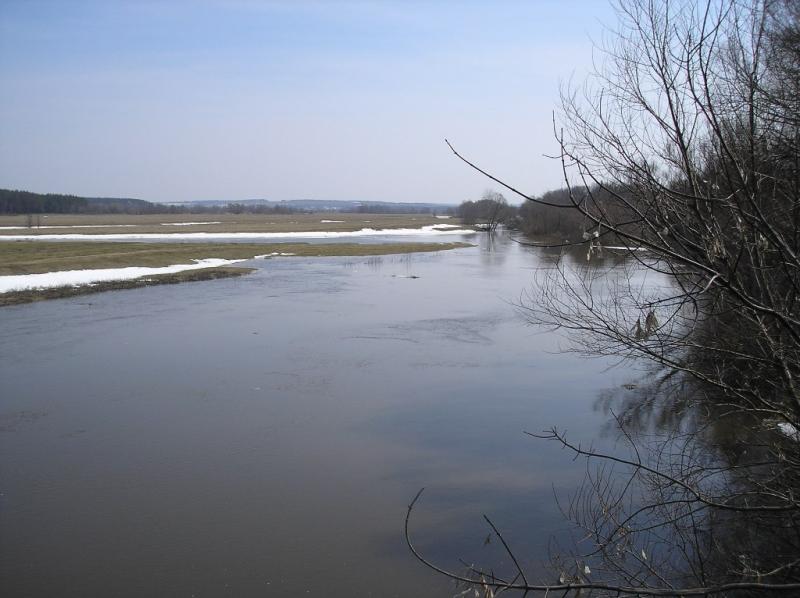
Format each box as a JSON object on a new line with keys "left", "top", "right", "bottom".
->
{"left": 0, "top": 188, "right": 457, "bottom": 217}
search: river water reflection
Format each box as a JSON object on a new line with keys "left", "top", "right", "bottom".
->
{"left": 0, "top": 234, "right": 639, "bottom": 597}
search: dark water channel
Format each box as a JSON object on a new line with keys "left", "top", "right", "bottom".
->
{"left": 0, "top": 234, "right": 641, "bottom": 597}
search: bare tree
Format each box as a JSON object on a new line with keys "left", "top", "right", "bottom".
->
{"left": 479, "top": 190, "right": 511, "bottom": 233}
{"left": 409, "top": 0, "right": 800, "bottom": 595}
{"left": 458, "top": 190, "right": 513, "bottom": 232}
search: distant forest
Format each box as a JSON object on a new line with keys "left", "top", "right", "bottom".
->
{"left": 457, "top": 185, "right": 631, "bottom": 242}
{"left": 456, "top": 188, "right": 583, "bottom": 239}
{"left": 0, "top": 189, "right": 176, "bottom": 215}
{"left": 0, "top": 189, "right": 453, "bottom": 216}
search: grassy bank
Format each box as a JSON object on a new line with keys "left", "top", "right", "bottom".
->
{"left": 0, "top": 240, "right": 471, "bottom": 305}
{"left": 0, "top": 241, "right": 469, "bottom": 275}
{"left": 0, "top": 267, "right": 255, "bottom": 306}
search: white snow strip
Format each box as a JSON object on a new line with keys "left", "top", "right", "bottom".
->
{"left": 0, "top": 224, "right": 476, "bottom": 241}
{"left": 604, "top": 246, "right": 650, "bottom": 251}
{"left": 0, "top": 258, "right": 246, "bottom": 293}
{"left": 253, "top": 252, "right": 296, "bottom": 258}
{"left": 160, "top": 221, "right": 223, "bottom": 226}
{"left": 0, "top": 222, "right": 227, "bottom": 230}
{"left": 435, "top": 215, "right": 452, "bottom": 219}
{"left": 0, "top": 224, "right": 138, "bottom": 229}
{"left": 778, "top": 422, "right": 800, "bottom": 441}
{"left": 319, "top": 220, "right": 344, "bottom": 223}
{"left": 426, "top": 223, "right": 459, "bottom": 229}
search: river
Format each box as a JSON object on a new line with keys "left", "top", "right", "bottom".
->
{"left": 0, "top": 233, "right": 639, "bottom": 597}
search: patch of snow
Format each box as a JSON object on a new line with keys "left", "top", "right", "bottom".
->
{"left": 0, "top": 258, "right": 246, "bottom": 293}
{"left": 778, "top": 422, "right": 800, "bottom": 441}
{"left": 253, "top": 252, "right": 296, "bottom": 258}
{"left": 160, "top": 221, "right": 224, "bottom": 226}
{"left": 0, "top": 224, "right": 476, "bottom": 241}
{"left": 0, "top": 224, "right": 138, "bottom": 229}
{"left": 0, "top": 222, "right": 227, "bottom": 230}
{"left": 435, "top": 215, "right": 452, "bottom": 219}
{"left": 319, "top": 220, "right": 344, "bottom": 223}
{"left": 604, "top": 246, "right": 650, "bottom": 251}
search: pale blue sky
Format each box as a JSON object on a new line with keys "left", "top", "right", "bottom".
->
{"left": 0, "top": 1, "right": 615, "bottom": 203}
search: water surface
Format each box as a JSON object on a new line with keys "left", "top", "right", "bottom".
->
{"left": 0, "top": 235, "right": 636, "bottom": 597}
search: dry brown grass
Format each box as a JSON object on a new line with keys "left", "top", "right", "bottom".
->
{"left": 0, "top": 213, "right": 458, "bottom": 235}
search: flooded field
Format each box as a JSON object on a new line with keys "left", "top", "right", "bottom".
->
{"left": 0, "top": 234, "right": 640, "bottom": 597}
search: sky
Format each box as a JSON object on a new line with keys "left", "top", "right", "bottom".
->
{"left": 0, "top": 1, "right": 616, "bottom": 204}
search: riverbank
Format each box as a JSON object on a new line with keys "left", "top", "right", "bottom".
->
{"left": 0, "top": 240, "right": 470, "bottom": 305}
{"left": 0, "top": 266, "right": 255, "bottom": 306}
